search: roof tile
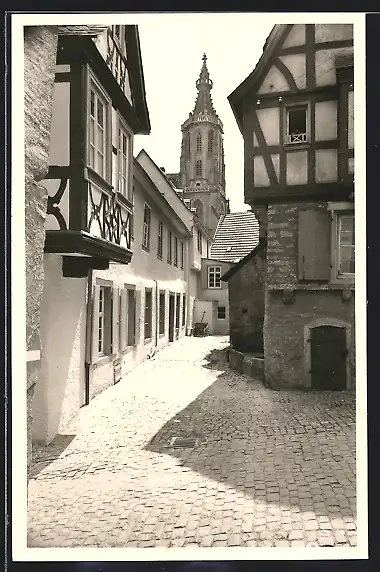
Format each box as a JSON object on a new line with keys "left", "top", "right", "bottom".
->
{"left": 210, "top": 211, "right": 260, "bottom": 262}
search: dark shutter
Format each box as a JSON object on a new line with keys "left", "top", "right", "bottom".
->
{"left": 298, "top": 209, "right": 331, "bottom": 281}
{"left": 90, "top": 285, "right": 101, "bottom": 364}
{"left": 112, "top": 287, "right": 120, "bottom": 355}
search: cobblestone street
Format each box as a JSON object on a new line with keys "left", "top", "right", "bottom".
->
{"left": 28, "top": 336, "right": 356, "bottom": 549}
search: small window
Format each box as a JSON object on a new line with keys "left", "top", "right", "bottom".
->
{"left": 144, "top": 290, "right": 152, "bottom": 339}
{"left": 157, "top": 221, "right": 163, "bottom": 258}
{"left": 196, "top": 132, "right": 202, "bottom": 152}
{"left": 180, "top": 242, "right": 184, "bottom": 269}
{"left": 197, "top": 230, "right": 203, "bottom": 254}
{"left": 336, "top": 213, "right": 355, "bottom": 278}
{"left": 196, "top": 159, "right": 202, "bottom": 177}
{"left": 168, "top": 230, "right": 172, "bottom": 263}
{"left": 208, "top": 266, "right": 221, "bottom": 289}
{"left": 174, "top": 237, "right": 178, "bottom": 267}
{"left": 217, "top": 306, "right": 226, "bottom": 320}
{"left": 142, "top": 204, "right": 151, "bottom": 249}
{"left": 159, "top": 292, "right": 165, "bottom": 335}
{"left": 286, "top": 105, "right": 308, "bottom": 144}
{"left": 186, "top": 132, "right": 191, "bottom": 155}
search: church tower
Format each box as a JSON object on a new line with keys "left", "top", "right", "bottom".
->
{"left": 168, "top": 54, "right": 229, "bottom": 237}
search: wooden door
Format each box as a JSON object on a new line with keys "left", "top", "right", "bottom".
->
{"left": 310, "top": 326, "right": 347, "bottom": 390}
{"left": 169, "top": 294, "right": 175, "bottom": 342}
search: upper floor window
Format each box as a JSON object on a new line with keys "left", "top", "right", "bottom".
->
{"left": 208, "top": 266, "right": 221, "bottom": 289}
{"left": 88, "top": 84, "right": 109, "bottom": 179}
{"left": 336, "top": 212, "right": 355, "bottom": 278}
{"left": 186, "top": 132, "right": 191, "bottom": 155}
{"left": 197, "top": 229, "right": 203, "bottom": 254}
{"left": 208, "top": 130, "right": 214, "bottom": 153}
{"left": 286, "top": 105, "right": 308, "bottom": 144}
{"left": 118, "top": 125, "right": 131, "bottom": 199}
{"left": 168, "top": 230, "right": 173, "bottom": 263}
{"left": 174, "top": 237, "right": 179, "bottom": 267}
{"left": 157, "top": 221, "right": 163, "bottom": 258}
{"left": 180, "top": 242, "right": 184, "bottom": 269}
{"left": 196, "top": 159, "right": 203, "bottom": 177}
{"left": 196, "top": 132, "right": 202, "bottom": 152}
{"left": 142, "top": 204, "right": 151, "bottom": 250}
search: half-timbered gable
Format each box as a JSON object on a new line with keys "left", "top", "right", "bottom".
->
{"left": 42, "top": 25, "right": 150, "bottom": 276}
{"left": 229, "top": 23, "right": 354, "bottom": 204}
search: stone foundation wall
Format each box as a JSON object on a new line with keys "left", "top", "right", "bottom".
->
{"left": 264, "top": 289, "right": 355, "bottom": 390}
{"left": 228, "top": 251, "right": 265, "bottom": 353}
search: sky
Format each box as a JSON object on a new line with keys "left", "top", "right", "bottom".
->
{"left": 133, "top": 14, "right": 273, "bottom": 213}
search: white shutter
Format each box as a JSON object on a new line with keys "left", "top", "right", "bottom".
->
{"left": 91, "top": 285, "right": 101, "bottom": 364}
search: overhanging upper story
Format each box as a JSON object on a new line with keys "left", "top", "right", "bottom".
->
{"left": 228, "top": 24, "right": 354, "bottom": 206}
{"left": 42, "top": 25, "right": 151, "bottom": 277}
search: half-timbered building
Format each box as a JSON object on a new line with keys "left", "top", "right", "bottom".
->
{"left": 228, "top": 24, "right": 355, "bottom": 390}
{"left": 32, "top": 25, "right": 152, "bottom": 444}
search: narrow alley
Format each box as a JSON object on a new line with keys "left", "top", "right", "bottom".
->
{"left": 28, "top": 336, "right": 356, "bottom": 549}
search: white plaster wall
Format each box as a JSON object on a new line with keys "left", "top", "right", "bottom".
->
{"left": 254, "top": 156, "right": 270, "bottom": 187}
{"left": 315, "top": 101, "right": 337, "bottom": 141}
{"left": 49, "top": 81, "right": 70, "bottom": 165}
{"left": 283, "top": 24, "right": 305, "bottom": 48}
{"left": 314, "top": 24, "right": 353, "bottom": 43}
{"left": 258, "top": 66, "right": 286, "bottom": 95}
{"left": 194, "top": 300, "right": 215, "bottom": 333}
{"left": 257, "top": 108, "right": 280, "bottom": 146}
{"left": 315, "top": 149, "right": 338, "bottom": 182}
{"left": 199, "top": 288, "right": 229, "bottom": 335}
{"left": 286, "top": 150, "right": 308, "bottom": 185}
{"left": 32, "top": 254, "right": 87, "bottom": 444}
{"left": 279, "top": 54, "right": 307, "bottom": 90}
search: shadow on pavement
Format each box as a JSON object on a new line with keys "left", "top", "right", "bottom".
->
{"left": 145, "top": 346, "right": 356, "bottom": 517}
{"left": 30, "top": 434, "right": 76, "bottom": 479}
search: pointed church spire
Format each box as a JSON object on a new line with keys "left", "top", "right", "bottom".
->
{"left": 193, "top": 53, "right": 215, "bottom": 115}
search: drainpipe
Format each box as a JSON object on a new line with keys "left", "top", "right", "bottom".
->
{"left": 84, "top": 268, "right": 93, "bottom": 406}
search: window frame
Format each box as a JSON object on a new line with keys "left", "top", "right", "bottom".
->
{"left": 196, "top": 159, "right": 203, "bottom": 177}
{"left": 329, "top": 203, "right": 355, "bottom": 285}
{"left": 126, "top": 286, "right": 137, "bottom": 347}
{"left": 142, "top": 203, "right": 151, "bottom": 250}
{"left": 157, "top": 221, "right": 163, "bottom": 259}
{"left": 284, "top": 102, "right": 310, "bottom": 146}
{"left": 217, "top": 306, "right": 226, "bottom": 320}
{"left": 174, "top": 236, "right": 178, "bottom": 267}
{"left": 197, "top": 229, "right": 203, "bottom": 254}
{"left": 208, "top": 266, "right": 222, "bottom": 289}
{"left": 86, "top": 71, "right": 112, "bottom": 182}
{"left": 117, "top": 117, "right": 133, "bottom": 201}
{"left": 196, "top": 131, "right": 202, "bottom": 152}
{"left": 180, "top": 242, "right": 184, "bottom": 269}
{"left": 182, "top": 294, "right": 186, "bottom": 327}
{"left": 167, "top": 230, "right": 173, "bottom": 263}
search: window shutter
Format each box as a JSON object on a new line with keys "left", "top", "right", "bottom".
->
{"left": 112, "top": 287, "right": 120, "bottom": 355}
{"left": 91, "top": 285, "right": 101, "bottom": 364}
{"left": 135, "top": 289, "right": 141, "bottom": 346}
{"left": 298, "top": 210, "right": 331, "bottom": 280}
{"left": 201, "top": 266, "right": 208, "bottom": 290}
{"left": 119, "top": 288, "right": 127, "bottom": 351}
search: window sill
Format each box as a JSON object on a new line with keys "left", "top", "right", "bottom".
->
{"left": 208, "top": 286, "right": 222, "bottom": 290}
{"left": 283, "top": 142, "right": 310, "bottom": 152}
{"left": 144, "top": 337, "right": 152, "bottom": 344}
{"left": 157, "top": 253, "right": 163, "bottom": 260}
{"left": 167, "top": 260, "right": 172, "bottom": 265}
{"left": 142, "top": 244, "right": 150, "bottom": 253}
{"left": 92, "top": 353, "right": 116, "bottom": 368}
{"left": 159, "top": 332, "right": 165, "bottom": 338}
{"left": 121, "top": 344, "right": 136, "bottom": 355}
{"left": 85, "top": 166, "right": 113, "bottom": 194}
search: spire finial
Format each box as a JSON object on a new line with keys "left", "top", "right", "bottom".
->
{"left": 202, "top": 53, "right": 207, "bottom": 64}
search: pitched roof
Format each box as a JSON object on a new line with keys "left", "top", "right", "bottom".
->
{"left": 210, "top": 211, "right": 260, "bottom": 263}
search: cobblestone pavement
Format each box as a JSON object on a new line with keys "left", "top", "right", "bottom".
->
{"left": 28, "top": 336, "right": 356, "bottom": 549}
